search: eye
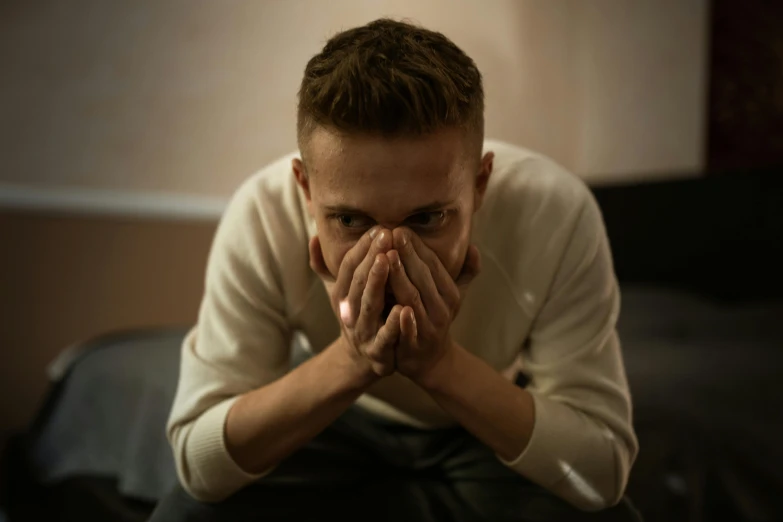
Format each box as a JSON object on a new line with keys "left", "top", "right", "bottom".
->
{"left": 406, "top": 211, "right": 447, "bottom": 229}
{"left": 335, "top": 214, "right": 373, "bottom": 229}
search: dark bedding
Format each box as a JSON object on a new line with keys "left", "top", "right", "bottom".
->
{"left": 618, "top": 289, "right": 783, "bottom": 521}
{"left": 3, "top": 287, "right": 782, "bottom": 522}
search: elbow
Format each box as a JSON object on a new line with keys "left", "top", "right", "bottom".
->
{"left": 166, "top": 397, "right": 263, "bottom": 503}
{"left": 168, "top": 422, "right": 244, "bottom": 504}
{"left": 555, "top": 439, "right": 635, "bottom": 512}
{"left": 555, "top": 473, "right": 627, "bottom": 513}
{"left": 168, "top": 432, "right": 225, "bottom": 503}
{"left": 179, "top": 476, "right": 234, "bottom": 504}
{"left": 572, "top": 484, "right": 626, "bottom": 513}
{"left": 170, "top": 444, "right": 242, "bottom": 504}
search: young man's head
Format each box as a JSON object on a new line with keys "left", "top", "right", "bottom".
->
{"left": 293, "top": 18, "right": 493, "bottom": 282}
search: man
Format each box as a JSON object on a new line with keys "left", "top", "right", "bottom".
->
{"left": 151, "top": 18, "right": 639, "bottom": 522}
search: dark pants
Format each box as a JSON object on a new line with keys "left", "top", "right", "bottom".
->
{"left": 150, "top": 406, "right": 641, "bottom": 522}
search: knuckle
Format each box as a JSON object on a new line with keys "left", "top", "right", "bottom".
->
{"left": 376, "top": 331, "right": 396, "bottom": 351}
{"left": 426, "top": 260, "right": 438, "bottom": 277}
{"left": 354, "top": 273, "right": 368, "bottom": 290}
{"left": 361, "top": 298, "right": 376, "bottom": 316}
{"left": 354, "top": 329, "right": 370, "bottom": 345}
{"left": 363, "top": 344, "right": 377, "bottom": 359}
{"left": 445, "top": 295, "right": 458, "bottom": 318}
{"left": 436, "top": 312, "right": 450, "bottom": 330}
{"left": 366, "top": 342, "right": 388, "bottom": 362}
{"left": 344, "top": 252, "right": 360, "bottom": 272}
{"left": 402, "top": 237, "right": 414, "bottom": 254}
{"left": 350, "top": 248, "right": 369, "bottom": 268}
{"left": 410, "top": 289, "right": 422, "bottom": 307}
{"left": 430, "top": 302, "right": 450, "bottom": 328}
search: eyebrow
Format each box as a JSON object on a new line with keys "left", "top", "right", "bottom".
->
{"left": 324, "top": 201, "right": 455, "bottom": 215}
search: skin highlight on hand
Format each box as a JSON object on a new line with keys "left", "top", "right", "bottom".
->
{"left": 309, "top": 226, "right": 400, "bottom": 378}
{"left": 309, "top": 218, "right": 482, "bottom": 385}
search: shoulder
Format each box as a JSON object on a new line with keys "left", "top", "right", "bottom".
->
{"left": 218, "top": 151, "right": 312, "bottom": 241}
{"left": 474, "top": 141, "right": 603, "bottom": 307}
{"left": 481, "top": 139, "right": 593, "bottom": 225}
{"left": 209, "top": 151, "right": 313, "bottom": 283}
{"left": 221, "top": 152, "right": 302, "bottom": 226}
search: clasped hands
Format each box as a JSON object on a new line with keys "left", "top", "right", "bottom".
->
{"left": 309, "top": 227, "right": 480, "bottom": 385}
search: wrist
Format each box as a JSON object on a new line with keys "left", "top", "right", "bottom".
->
{"left": 325, "top": 336, "right": 380, "bottom": 393}
{"left": 414, "top": 340, "right": 462, "bottom": 393}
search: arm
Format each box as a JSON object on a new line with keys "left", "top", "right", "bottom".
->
{"left": 166, "top": 179, "right": 300, "bottom": 502}
{"left": 167, "top": 178, "right": 397, "bottom": 502}
{"left": 227, "top": 229, "right": 404, "bottom": 480}
{"left": 224, "top": 336, "right": 370, "bottom": 475}
{"left": 416, "top": 343, "right": 535, "bottom": 462}
{"left": 390, "top": 196, "right": 637, "bottom": 511}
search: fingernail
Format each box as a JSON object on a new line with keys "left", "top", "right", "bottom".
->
{"left": 376, "top": 230, "right": 386, "bottom": 245}
{"left": 369, "top": 227, "right": 380, "bottom": 239}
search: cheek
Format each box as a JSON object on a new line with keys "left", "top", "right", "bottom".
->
{"left": 428, "top": 220, "right": 471, "bottom": 280}
{"left": 316, "top": 223, "right": 353, "bottom": 278}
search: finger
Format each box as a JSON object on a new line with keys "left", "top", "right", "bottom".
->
{"left": 456, "top": 244, "right": 482, "bottom": 287}
{"left": 367, "top": 304, "right": 402, "bottom": 367}
{"left": 308, "top": 236, "right": 333, "bottom": 281}
{"left": 371, "top": 304, "right": 402, "bottom": 353}
{"left": 346, "top": 228, "right": 392, "bottom": 326}
{"left": 333, "top": 226, "right": 383, "bottom": 302}
{"left": 354, "top": 254, "right": 389, "bottom": 340}
{"left": 386, "top": 249, "right": 429, "bottom": 325}
{"left": 391, "top": 228, "right": 448, "bottom": 323}
{"left": 399, "top": 306, "right": 417, "bottom": 350}
{"left": 403, "top": 231, "right": 461, "bottom": 313}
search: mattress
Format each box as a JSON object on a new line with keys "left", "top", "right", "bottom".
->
{"left": 13, "top": 287, "right": 783, "bottom": 521}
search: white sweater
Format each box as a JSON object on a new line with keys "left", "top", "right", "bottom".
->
{"left": 167, "top": 140, "right": 638, "bottom": 510}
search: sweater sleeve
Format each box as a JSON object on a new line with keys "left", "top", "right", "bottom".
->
{"left": 501, "top": 192, "right": 639, "bottom": 511}
{"left": 166, "top": 178, "right": 294, "bottom": 502}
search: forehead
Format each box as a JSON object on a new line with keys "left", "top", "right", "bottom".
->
{"left": 305, "top": 127, "right": 473, "bottom": 213}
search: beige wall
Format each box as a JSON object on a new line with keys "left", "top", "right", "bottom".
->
{"left": 0, "top": 0, "right": 709, "bottom": 443}
{"left": 0, "top": 210, "right": 215, "bottom": 440}
{"left": 574, "top": 0, "right": 709, "bottom": 182}
{"left": 0, "top": 0, "right": 708, "bottom": 199}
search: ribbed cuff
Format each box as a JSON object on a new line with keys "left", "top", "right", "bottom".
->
{"left": 185, "top": 397, "right": 272, "bottom": 501}
{"left": 497, "top": 393, "right": 586, "bottom": 488}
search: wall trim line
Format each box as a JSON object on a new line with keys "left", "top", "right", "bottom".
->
{"left": 0, "top": 183, "right": 227, "bottom": 221}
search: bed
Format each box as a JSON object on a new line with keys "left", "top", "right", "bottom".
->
{"left": 2, "top": 170, "right": 781, "bottom": 522}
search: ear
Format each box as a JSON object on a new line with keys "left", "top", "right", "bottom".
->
{"left": 473, "top": 151, "right": 494, "bottom": 211}
{"left": 293, "top": 158, "right": 311, "bottom": 200}
{"left": 293, "top": 158, "right": 316, "bottom": 218}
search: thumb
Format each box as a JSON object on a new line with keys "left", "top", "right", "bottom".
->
{"left": 308, "top": 235, "right": 334, "bottom": 282}
{"left": 456, "top": 244, "right": 481, "bottom": 287}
